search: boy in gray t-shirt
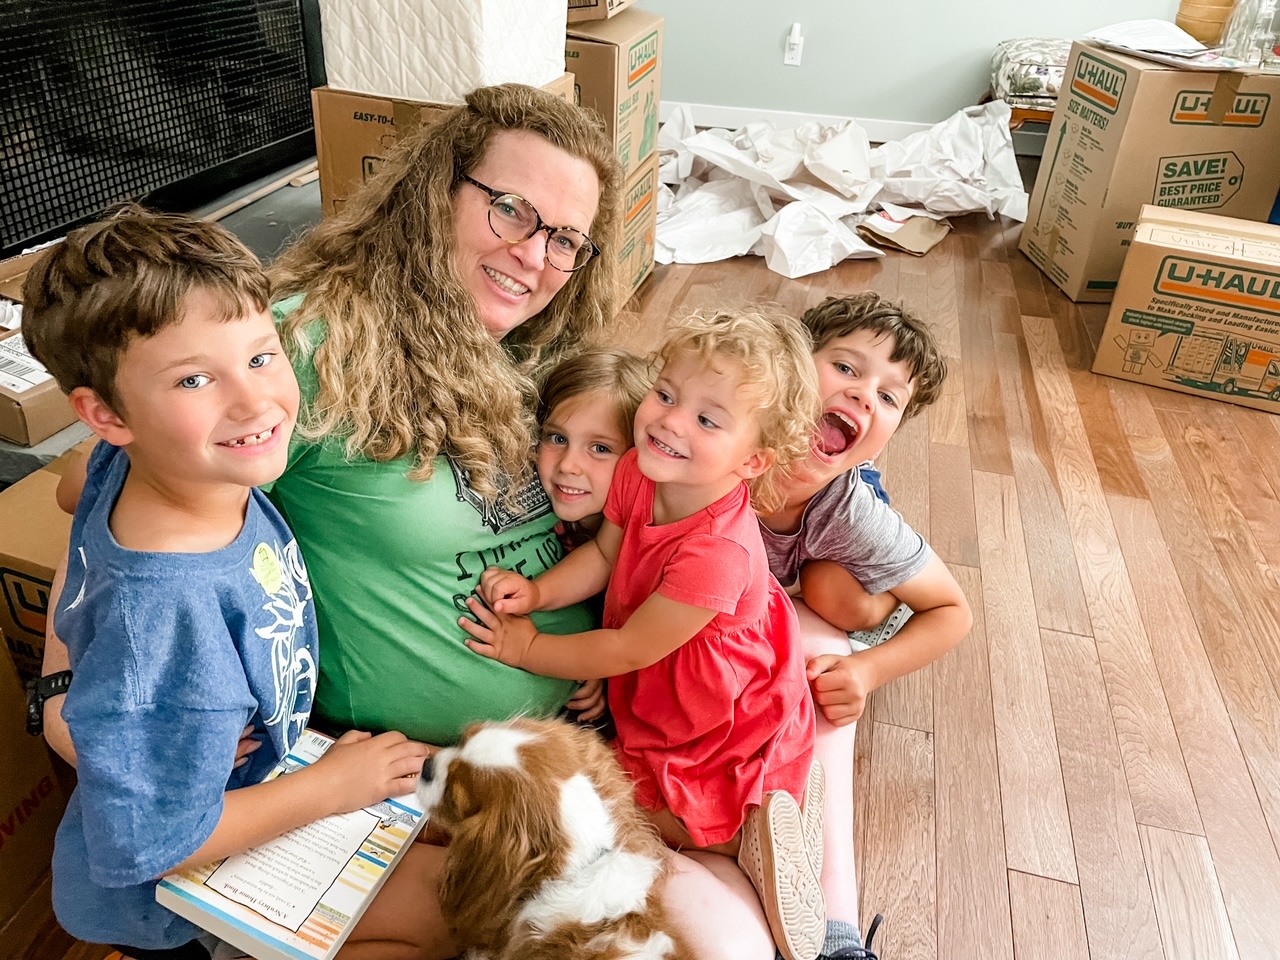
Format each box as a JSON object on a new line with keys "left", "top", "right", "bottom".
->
{"left": 759, "top": 293, "right": 973, "bottom": 728}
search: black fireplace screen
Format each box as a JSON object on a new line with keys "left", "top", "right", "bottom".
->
{"left": 1, "top": 0, "right": 315, "bottom": 258}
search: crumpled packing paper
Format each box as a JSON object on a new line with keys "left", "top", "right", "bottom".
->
{"left": 656, "top": 100, "right": 1027, "bottom": 278}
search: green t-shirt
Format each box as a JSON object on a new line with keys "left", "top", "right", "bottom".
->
{"left": 267, "top": 297, "right": 587, "bottom": 745}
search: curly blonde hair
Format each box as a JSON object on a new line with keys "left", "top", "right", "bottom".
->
{"left": 657, "top": 310, "right": 819, "bottom": 514}
{"left": 270, "top": 83, "right": 623, "bottom": 502}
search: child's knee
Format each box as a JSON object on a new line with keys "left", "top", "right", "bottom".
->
{"left": 799, "top": 561, "right": 884, "bottom": 631}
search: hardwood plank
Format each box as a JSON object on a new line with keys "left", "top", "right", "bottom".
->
{"left": 1110, "top": 492, "right": 1280, "bottom": 958}
{"left": 1152, "top": 406, "right": 1280, "bottom": 699}
{"left": 853, "top": 703, "right": 874, "bottom": 909}
{"left": 1068, "top": 369, "right": 1148, "bottom": 500}
{"left": 973, "top": 470, "right": 1077, "bottom": 882}
{"left": 1225, "top": 403, "right": 1280, "bottom": 503}
{"left": 1127, "top": 435, "right": 1280, "bottom": 862}
{"left": 1138, "top": 826, "right": 1240, "bottom": 960}
{"left": 875, "top": 406, "right": 929, "bottom": 536}
{"left": 929, "top": 356, "right": 969, "bottom": 448}
{"left": 1045, "top": 293, "right": 1094, "bottom": 373}
{"left": 928, "top": 442, "right": 980, "bottom": 567}
{"left": 934, "top": 565, "right": 1016, "bottom": 960}
{"left": 1009, "top": 250, "right": 1052, "bottom": 319}
{"left": 926, "top": 244, "right": 961, "bottom": 360}
{"left": 1106, "top": 377, "right": 1163, "bottom": 441}
{"left": 981, "top": 260, "right": 1016, "bottom": 298}
{"left": 1008, "top": 871, "right": 1089, "bottom": 960}
{"left": 1185, "top": 402, "right": 1280, "bottom": 569}
{"left": 1041, "top": 628, "right": 1165, "bottom": 960}
{"left": 993, "top": 332, "right": 1093, "bottom": 636}
{"left": 1023, "top": 314, "right": 1201, "bottom": 835}
{"left": 962, "top": 291, "right": 1015, "bottom": 475}
{"left": 987, "top": 291, "right": 1022, "bottom": 337}
{"left": 871, "top": 653, "right": 934, "bottom": 733}
{"left": 859, "top": 722, "right": 937, "bottom": 960}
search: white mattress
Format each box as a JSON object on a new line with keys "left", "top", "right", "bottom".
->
{"left": 318, "top": 0, "right": 567, "bottom": 104}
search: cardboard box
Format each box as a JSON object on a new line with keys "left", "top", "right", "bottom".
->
{"left": 0, "top": 329, "right": 76, "bottom": 447}
{"left": 0, "top": 466, "right": 72, "bottom": 684}
{"left": 567, "top": 0, "right": 640, "bottom": 24}
{"left": 1020, "top": 42, "right": 1280, "bottom": 302}
{"left": 566, "top": 9, "right": 663, "bottom": 179}
{"left": 313, "top": 73, "right": 575, "bottom": 217}
{"left": 1092, "top": 204, "right": 1280, "bottom": 412}
{"left": 0, "top": 649, "right": 68, "bottom": 933}
{"left": 619, "top": 152, "right": 659, "bottom": 300}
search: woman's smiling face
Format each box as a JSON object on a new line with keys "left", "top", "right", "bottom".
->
{"left": 452, "top": 130, "right": 600, "bottom": 340}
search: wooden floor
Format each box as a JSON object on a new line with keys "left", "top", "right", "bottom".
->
{"left": 618, "top": 217, "right": 1280, "bottom": 960}
{"left": 43, "top": 215, "right": 1280, "bottom": 960}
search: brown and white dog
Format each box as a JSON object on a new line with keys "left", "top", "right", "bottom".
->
{"left": 417, "top": 717, "right": 694, "bottom": 960}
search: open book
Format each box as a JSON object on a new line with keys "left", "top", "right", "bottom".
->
{"left": 157, "top": 729, "right": 425, "bottom": 960}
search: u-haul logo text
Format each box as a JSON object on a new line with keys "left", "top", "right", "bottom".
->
{"left": 1170, "top": 90, "right": 1270, "bottom": 126}
{"left": 1156, "top": 256, "right": 1280, "bottom": 316}
{"left": 625, "top": 168, "right": 656, "bottom": 226}
{"left": 628, "top": 32, "right": 658, "bottom": 87}
{"left": 1071, "top": 53, "right": 1125, "bottom": 115}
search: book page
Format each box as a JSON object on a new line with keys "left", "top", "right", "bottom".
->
{"left": 157, "top": 730, "right": 424, "bottom": 960}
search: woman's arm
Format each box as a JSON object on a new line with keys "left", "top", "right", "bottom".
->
{"left": 462, "top": 590, "right": 715, "bottom": 680}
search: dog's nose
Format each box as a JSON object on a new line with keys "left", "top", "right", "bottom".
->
{"left": 420, "top": 754, "right": 435, "bottom": 783}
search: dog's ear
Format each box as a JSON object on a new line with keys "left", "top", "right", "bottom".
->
{"left": 439, "top": 772, "right": 567, "bottom": 947}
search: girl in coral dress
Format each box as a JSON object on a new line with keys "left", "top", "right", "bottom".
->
{"left": 461, "top": 311, "right": 829, "bottom": 960}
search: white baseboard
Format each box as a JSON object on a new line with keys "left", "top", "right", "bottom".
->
{"left": 659, "top": 100, "right": 932, "bottom": 144}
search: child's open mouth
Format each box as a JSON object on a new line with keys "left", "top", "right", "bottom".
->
{"left": 815, "top": 412, "right": 860, "bottom": 457}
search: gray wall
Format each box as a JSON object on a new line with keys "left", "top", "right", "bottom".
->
{"left": 639, "top": 0, "right": 1179, "bottom": 125}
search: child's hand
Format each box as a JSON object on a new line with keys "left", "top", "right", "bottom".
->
{"left": 234, "top": 724, "right": 263, "bottom": 769}
{"left": 307, "top": 730, "right": 432, "bottom": 814}
{"left": 460, "top": 596, "right": 539, "bottom": 668}
{"left": 806, "top": 652, "right": 876, "bottom": 727}
{"left": 567, "top": 679, "right": 606, "bottom": 722}
{"left": 478, "top": 566, "right": 541, "bottom": 614}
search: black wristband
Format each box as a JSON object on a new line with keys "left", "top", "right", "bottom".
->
{"left": 25, "top": 670, "right": 73, "bottom": 737}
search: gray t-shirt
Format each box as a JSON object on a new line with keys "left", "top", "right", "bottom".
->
{"left": 760, "top": 469, "right": 931, "bottom": 596}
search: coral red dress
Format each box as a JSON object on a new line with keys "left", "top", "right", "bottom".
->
{"left": 603, "top": 450, "right": 815, "bottom": 846}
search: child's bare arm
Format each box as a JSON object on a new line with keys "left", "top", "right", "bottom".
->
{"left": 167, "top": 730, "right": 431, "bottom": 874}
{"left": 40, "top": 558, "right": 78, "bottom": 765}
{"left": 807, "top": 553, "right": 971, "bottom": 726}
{"left": 483, "top": 519, "right": 622, "bottom": 613}
{"left": 56, "top": 448, "right": 90, "bottom": 515}
{"left": 462, "top": 591, "right": 715, "bottom": 680}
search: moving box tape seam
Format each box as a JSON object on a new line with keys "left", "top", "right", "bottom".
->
{"left": 1206, "top": 71, "right": 1245, "bottom": 126}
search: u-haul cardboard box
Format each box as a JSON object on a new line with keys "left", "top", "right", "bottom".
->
{"left": 0, "top": 449, "right": 81, "bottom": 683}
{"left": 0, "top": 249, "right": 78, "bottom": 446}
{"left": 1093, "top": 204, "right": 1280, "bottom": 412}
{"left": 313, "top": 73, "right": 575, "bottom": 217}
{"left": 0, "top": 648, "right": 68, "bottom": 936}
{"left": 619, "top": 152, "right": 658, "bottom": 300}
{"left": 567, "top": 0, "right": 639, "bottom": 23}
{"left": 566, "top": 9, "right": 663, "bottom": 179}
{"left": 1021, "top": 42, "right": 1280, "bottom": 302}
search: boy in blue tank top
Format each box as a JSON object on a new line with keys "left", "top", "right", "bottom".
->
{"left": 22, "top": 209, "right": 430, "bottom": 959}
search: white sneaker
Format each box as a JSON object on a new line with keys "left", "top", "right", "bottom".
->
{"left": 848, "top": 603, "right": 912, "bottom": 652}
{"left": 738, "top": 791, "right": 827, "bottom": 960}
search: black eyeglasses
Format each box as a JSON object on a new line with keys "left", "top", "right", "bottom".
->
{"left": 460, "top": 174, "right": 599, "bottom": 273}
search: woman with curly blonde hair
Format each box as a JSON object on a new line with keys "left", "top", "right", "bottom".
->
{"left": 263, "top": 84, "right": 801, "bottom": 960}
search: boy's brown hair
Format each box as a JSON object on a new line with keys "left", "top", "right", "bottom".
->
{"left": 21, "top": 206, "right": 270, "bottom": 415}
{"left": 801, "top": 293, "right": 947, "bottom": 419}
